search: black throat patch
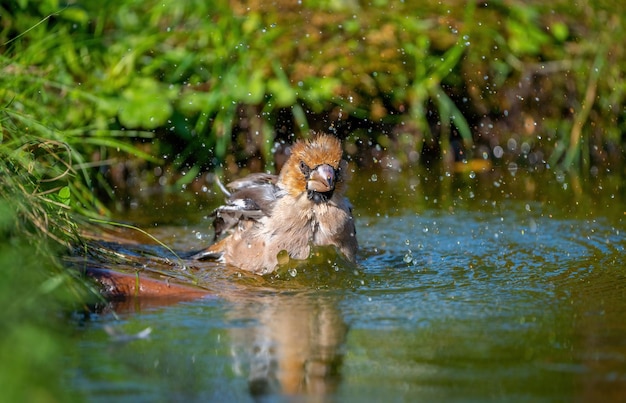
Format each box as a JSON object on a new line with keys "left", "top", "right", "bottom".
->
{"left": 307, "top": 189, "right": 334, "bottom": 204}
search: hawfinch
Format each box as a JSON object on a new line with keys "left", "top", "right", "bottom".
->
{"left": 193, "top": 133, "right": 358, "bottom": 274}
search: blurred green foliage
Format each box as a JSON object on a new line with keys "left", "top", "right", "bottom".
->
{"left": 0, "top": 139, "right": 98, "bottom": 402}
{"left": 0, "top": 66, "right": 101, "bottom": 402}
{"left": 0, "top": 201, "right": 85, "bottom": 403}
{"left": 1, "top": 0, "right": 624, "bottom": 177}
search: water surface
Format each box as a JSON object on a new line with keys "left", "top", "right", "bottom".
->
{"left": 66, "top": 168, "right": 626, "bottom": 402}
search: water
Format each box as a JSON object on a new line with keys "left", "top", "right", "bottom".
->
{"left": 65, "top": 167, "right": 626, "bottom": 402}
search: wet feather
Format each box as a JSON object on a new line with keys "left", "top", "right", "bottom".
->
{"left": 192, "top": 133, "right": 358, "bottom": 274}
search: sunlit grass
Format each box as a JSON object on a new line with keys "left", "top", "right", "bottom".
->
{"left": 0, "top": 172, "right": 92, "bottom": 403}
{"left": 4, "top": 0, "right": 623, "bottom": 174}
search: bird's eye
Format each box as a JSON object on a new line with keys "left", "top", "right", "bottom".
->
{"left": 299, "top": 161, "right": 311, "bottom": 176}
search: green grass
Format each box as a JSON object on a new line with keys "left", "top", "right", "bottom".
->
{"left": 0, "top": 139, "right": 98, "bottom": 401}
{"left": 3, "top": 0, "right": 624, "bottom": 175}
{"left": 0, "top": 200, "right": 85, "bottom": 403}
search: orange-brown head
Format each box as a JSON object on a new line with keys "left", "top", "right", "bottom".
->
{"left": 278, "top": 133, "right": 348, "bottom": 202}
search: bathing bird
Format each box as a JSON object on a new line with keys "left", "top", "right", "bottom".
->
{"left": 192, "top": 133, "right": 358, "bottom": 274}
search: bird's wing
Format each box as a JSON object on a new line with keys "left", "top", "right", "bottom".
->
{"left": 212, "top": 173, "right": 279, "bottom": 240}
{"left": 226, "top": 173, "right": 277, "bottom": 192}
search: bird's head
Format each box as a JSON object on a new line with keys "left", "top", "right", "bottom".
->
{"left": 278, "top": 133, "right": 348, "bottom": 203}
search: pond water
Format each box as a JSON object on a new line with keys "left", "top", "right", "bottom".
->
{"left": 65, "top": 167, "right": 626, "bottom": 402}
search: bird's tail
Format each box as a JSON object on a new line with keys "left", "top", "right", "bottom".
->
{"left": 187, "top": 239, "right": 226, "bottom": 261}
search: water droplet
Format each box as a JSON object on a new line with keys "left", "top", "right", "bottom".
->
{"left": 403, "top": 253, "right": 413, "bottom": 264}
{"left": 507, "top": 138, "right": 517, "bottom": 151}
{"left": 493, "top": 146, "right": 504, "bottom": 158}
{"left": 555, "top": 171, "right": 566, "bottom": 183}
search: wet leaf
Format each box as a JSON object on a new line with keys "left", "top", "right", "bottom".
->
{"left": 178, "top": 91, "right": 218, "bottom": 115}
{"left": 118, "top": 78, "right": 174, "bottom": 129}
{"left": 267, "top": 78, "right": 296, "bottom": 107}
{"left": 506, "top": 19, "right": 550, "bottom": 56}
{"left": 550, "top": 21, "right": 569, "bottom": 42}
{"left": 61, "top": 6, "right": 89, "bottom": 25}
{"left": 57, "top": 186, "right": 71, "bottom": 206}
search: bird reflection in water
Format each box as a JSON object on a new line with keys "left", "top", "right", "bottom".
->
{"left": 227, "top": 292, "right": 347, "bottom": 398}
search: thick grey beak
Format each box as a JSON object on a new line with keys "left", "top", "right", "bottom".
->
{"left": 307, "top": 164, "right": 335, "bottom": 193}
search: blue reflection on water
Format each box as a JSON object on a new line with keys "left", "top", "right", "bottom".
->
{"left": 67, "top": 181, "right": 626, "bottom": 402}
